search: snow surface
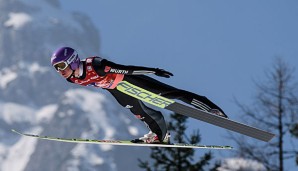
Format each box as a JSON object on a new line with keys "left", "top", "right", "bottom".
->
{"left": 64, "top": 89, "right": 116, "bottom": 151}
{"left": 0, "top": 0, "right": 146, "bottom": 170}
{"left": 71, "top": 144, "right": 104, "bottom": 165}
{"left": 28, "top": 62, "right": 49, "bottom": 75}
{"left": 0, "top": 62, "right": 50, "bottom": 89}
{"left": 0, "top": 103, "right": 36, "bottom": 124}
{"left": 128, "top": 126, "right": 139, "bottom": 136}
{"left": 35, "top": 104, "right": 58, "bottom": 123}
{"left": 0, "top": 68, "right": 18, "bottom": 89}
{"left": 0, "top": 101, "right": 56, "bottom": 125}
{"left": 17, "top": 0, "right": 83, "bottom": 31}
{"left": 4, "top": 12, "right": 33, "bottom": 30}
{"left": 64, "top": 89, "right": 116, "bottom": 138}
{"left": 1, "top": 127, "right": 42, "bottom": 171}
{"left": 0, "top": 103, "right": 55, "bottom": 170}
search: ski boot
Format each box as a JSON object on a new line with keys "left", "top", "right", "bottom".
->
{"left": 131, "top": 131, "right": 171, "bottom": 144}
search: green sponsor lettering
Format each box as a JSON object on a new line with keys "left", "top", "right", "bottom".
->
{"left": 117, "top": 81, "right": 175, "bottom": 108}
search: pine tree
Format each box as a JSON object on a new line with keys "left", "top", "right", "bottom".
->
{"left": 138, "top": 113, "right": 213, "bottom": 171}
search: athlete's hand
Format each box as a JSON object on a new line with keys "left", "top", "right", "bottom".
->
{"left": 154, "top": 68, "right": 173, "bottom": 78}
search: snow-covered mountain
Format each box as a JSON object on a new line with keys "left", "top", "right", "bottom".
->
{"left": 0, "top": 0, "right": 149, "bottom": 171}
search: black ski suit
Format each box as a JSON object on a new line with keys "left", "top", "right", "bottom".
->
{"left": 67, "top": 57, "right": 225, "bottom": 141}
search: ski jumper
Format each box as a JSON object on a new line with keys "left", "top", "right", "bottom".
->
{"left": 67, "top": 57, "right": 225, "bottom": 141}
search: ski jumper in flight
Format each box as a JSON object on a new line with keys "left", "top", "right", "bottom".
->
{"left": 50, "top": 47, "right": 227, "bottom": 144}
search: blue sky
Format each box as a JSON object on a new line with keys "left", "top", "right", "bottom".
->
{"left": 61, "top": 0, "right": 298, "bottom": 168}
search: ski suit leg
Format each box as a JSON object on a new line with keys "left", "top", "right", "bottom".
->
{"left": 123, "top": 75, "right": 226, "bottom": 115}
{"left": 107, "top": 88, "right": 167, "bottom": 141}
{"left": 162, "top": 89, "right": 225, "bottom": 114}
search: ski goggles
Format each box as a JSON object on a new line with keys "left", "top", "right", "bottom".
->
{"left": 53, "top": 61, "right": 69, "bottom": 71}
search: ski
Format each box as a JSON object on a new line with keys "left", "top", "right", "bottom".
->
{"left": 116, "top": 81, "right": 275, "bottom": 142}
{"left": 11, "top": 129, "right": 232, "bottom": 150}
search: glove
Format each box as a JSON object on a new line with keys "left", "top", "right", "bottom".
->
{"left": 154, "top": 68, "right": 174, "bottom": 78}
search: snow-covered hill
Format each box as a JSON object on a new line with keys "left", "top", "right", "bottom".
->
{"left": 0, "top": 0, "right": 149, "bottom": 171}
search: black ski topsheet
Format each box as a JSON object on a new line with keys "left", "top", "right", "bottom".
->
{"left": 166, "top": 103, "right": 274, "bottom": 142}
{"left": 116, "top": 81, "right": 275, "bottom": 142}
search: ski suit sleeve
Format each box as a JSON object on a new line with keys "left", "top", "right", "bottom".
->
{"left": 92, "top": 57, "right": 173, "bottom": 78}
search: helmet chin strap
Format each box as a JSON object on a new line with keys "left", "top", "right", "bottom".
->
{"left": 67, "top": 62, "right": 81, "bottom": 79}
{"left": 67, "top": 70, "right": 75, "bottom": 79}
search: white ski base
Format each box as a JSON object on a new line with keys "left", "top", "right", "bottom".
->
{"left": 12, "top": 129, "right": 232, "bottom": 150}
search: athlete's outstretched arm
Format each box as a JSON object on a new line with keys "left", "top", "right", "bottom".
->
{"left": 93, "top": 57, "right": 173, "bottom": 78}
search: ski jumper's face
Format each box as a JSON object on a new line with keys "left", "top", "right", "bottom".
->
{"left": 58, "top": 65, "right": 73, "bottom": 78}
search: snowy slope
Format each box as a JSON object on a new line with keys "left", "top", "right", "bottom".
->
{"left": 0, "top": 0, "right": 149, "bottom": 171}
{"left": 218, "top": 158, "right": 266, "bottom": 171}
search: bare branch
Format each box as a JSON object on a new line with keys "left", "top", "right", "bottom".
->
{"left": 232, "top": 57, "right": 298, "bottom": 170}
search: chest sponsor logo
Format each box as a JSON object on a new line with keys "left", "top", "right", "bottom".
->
{"left": 110, "top": 68, "right": 129, "bottom": 74}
